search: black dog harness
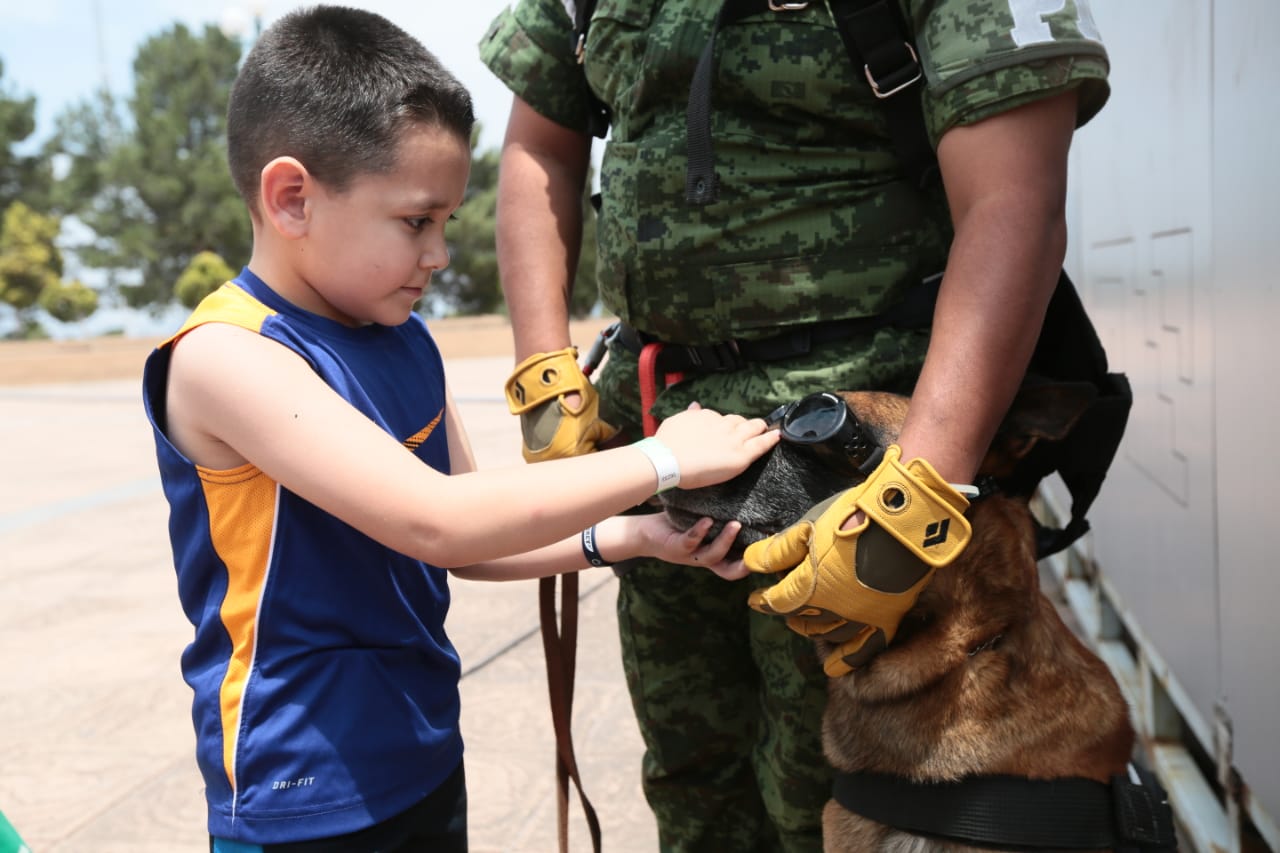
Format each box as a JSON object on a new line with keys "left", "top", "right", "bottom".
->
{"left": 832, "top": 765, "right": 1177, "bottom": 851}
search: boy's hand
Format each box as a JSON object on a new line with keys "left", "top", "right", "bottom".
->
{"left": 504, "top": 348, "right": 617, "bottom": 462}
{"left": 640, "top": 515, "right": 748, "bottom": 580}
{"left": 652, "top": 404, "right": 779, "bottom": 490}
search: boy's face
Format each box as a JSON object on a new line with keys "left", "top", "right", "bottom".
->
{"left": 300, "top": 122, "right": 471, "bottom": 327}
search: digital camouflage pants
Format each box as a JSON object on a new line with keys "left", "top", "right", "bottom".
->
{"left": 593, "top": 326, "right": 929, "bottom": 853}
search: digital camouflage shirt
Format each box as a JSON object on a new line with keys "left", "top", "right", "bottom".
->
{"left": 480, "top": 0, "right": 1109, "bottom": 345}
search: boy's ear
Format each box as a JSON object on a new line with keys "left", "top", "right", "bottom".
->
{"left": 259, "top": 157, "right": 312, "bottom": 239}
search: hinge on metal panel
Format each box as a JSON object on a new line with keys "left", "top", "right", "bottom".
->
{"left": 1212, "top": 702, "right": 1233, "bottom": 791}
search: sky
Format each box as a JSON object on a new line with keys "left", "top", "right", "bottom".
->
{"left": 0, "top": 0, "right": 522, "bottom": 336}
{"left": 0, "top": 0, "right": 520, "bottom": 154}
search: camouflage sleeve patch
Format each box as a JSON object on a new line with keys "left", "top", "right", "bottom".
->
{"left": 478, "top": 0, "right": 595, "bottom": 133}
{"left": 916, "top": 0, "right": 1110, "bottom": 142}
{"left": 924, "top": 56, "right": 1110, "bottom": 142}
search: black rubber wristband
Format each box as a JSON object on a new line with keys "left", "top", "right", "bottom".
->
{"left": 581, "top": 525, "right": 608, "bottom": 567}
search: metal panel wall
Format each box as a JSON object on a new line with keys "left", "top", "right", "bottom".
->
{"left": 1071, "top": 0, "right": 1219, "bottom": 734}
{"left": 1209, "top": 0, "right": 1280, "bottom": 826}
{"left": 1066, "top": 0, "right": 1280, "bottom": 834}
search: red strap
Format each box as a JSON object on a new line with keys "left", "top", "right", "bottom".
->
{"left": 638, "top": 343, "right": 684, "bottom": 437}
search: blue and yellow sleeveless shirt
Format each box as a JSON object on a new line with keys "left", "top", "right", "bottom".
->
{"left": 142, "top": 269, "right": 461, "bottom": 843}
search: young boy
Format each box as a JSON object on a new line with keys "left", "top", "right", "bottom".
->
{"left": 141, "top": 6, "right": 776, "bottom": 850}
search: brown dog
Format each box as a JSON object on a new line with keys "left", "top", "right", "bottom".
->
{"left": 661, "top": 387, "right": 1163, "bottom": 852}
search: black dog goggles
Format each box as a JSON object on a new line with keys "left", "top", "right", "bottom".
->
{"left": 765, "top": 392, "right": 885, "bottom": 475}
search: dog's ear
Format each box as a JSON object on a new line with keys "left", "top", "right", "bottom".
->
{"left": 983, "top": 380, "right": 1097, "bottom": 471}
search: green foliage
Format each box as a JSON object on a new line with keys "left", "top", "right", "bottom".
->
{"left": 45, "top": 89, "right": 124, "bottom": 217}
{"left": 422, "top": 126, "right": 599, "bottom": 319}
{"left": 431, "top": 137, "right": 502, "bottom": 315}
{"left": 0, "top": 201, "right": 100, "bottom": 330}
{"left": 10, "top": 316, "right": 49, "bottom": 340}
{"left": 50, "top": 24, "right": 249, "bottom": 307}
{"left": 175, "top": 250, "right": 235, "bottom": 307}
{"left": 38, "top": 277, "right": 98, "bottom": 323}
{"left": 7, "top": 27, "right": 603, "bottom": 323}
{"left": 0, "top": 201, "right": 61, "bottom": 310}
{"left": 0, "top": 58, "right": 53, "bottom": 214}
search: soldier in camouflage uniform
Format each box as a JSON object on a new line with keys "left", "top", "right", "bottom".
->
{"left": 481, "top": 1, "right": 1109, "bottom": 849}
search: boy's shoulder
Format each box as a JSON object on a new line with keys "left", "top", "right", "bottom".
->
{"left": 168, "top": 281, "right": 278, "bottom": 346}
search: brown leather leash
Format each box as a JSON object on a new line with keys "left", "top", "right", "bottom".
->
{"left": 539, "top": 571, "right": 602, "bottom": 852}
{"left": 535, "top": 329, "right": 620, "bottom": 853}
{"left": 537, "top": 332, "right": 680, "bottom": 852}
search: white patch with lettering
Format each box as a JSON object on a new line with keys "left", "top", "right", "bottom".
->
{"left": 1009, "top": 0, "right": 1102, "bottom": 47}
{"left": 271, "top": 776, "right": 317, "bottom": 791}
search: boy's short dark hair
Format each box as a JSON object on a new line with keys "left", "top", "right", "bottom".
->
{"left": 227, "top": 4, "right": 475, "bottom": 209}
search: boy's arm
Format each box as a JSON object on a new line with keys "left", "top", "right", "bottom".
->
{"left": 443, "top": 383, "right": 478, "bottom": 476}
{"left": 451, "top": 514, "right": 746, "bottom": 582}
{"left": 165, "top": 322, "right": 776, "bottom": 569}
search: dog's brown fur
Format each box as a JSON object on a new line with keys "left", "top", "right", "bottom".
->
{"left": 661, "top": 387, "right": 1135, "bottom": 852}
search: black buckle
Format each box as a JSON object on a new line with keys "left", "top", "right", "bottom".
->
{"left": 775, "top": 327, "right": 812, "bottom": 358}
{"left": 1111, "top": 767, "right": 1177, "bottom": 849}
{"left": 865, "top": 42, "right": 922, "bottom": 98}
{"left": 680, "top": 340, "right": 744, "bottom": 372}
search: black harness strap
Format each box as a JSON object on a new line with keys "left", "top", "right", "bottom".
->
{"left": 827, "top": 0, "right": 939, "bottom": 188}
{"left": 685, "top": 0, "right": 774, "bottom": 204}
{"left": 1012, "top": 270, "right": 1134, "bottom": 559}
{"left": 570, "top": 0, "right": 612, "bottom": 137}
{"left": 686, "top": 0, "right": 936, "bottom": 204}
{"left": 833, "top": 768, "right": 1177, "bottom": 851}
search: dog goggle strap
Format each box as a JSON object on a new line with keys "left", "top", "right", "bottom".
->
{"left": 765, "top": 392, "right": 884, "bottom": 474}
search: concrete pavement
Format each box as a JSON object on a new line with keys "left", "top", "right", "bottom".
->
{"left": 0, "top": 356, "right": 656, "bottom": 852}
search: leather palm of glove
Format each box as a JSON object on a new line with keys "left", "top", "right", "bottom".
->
{"left": 504, "top": 347, "right": 618, "bottom": 463}
{"left": 744, "top": 445, "right": 972, "bottom": 677}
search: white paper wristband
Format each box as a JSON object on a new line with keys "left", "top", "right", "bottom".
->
{"left": 949, "top": 483, "right": 980, "bottom": 499}
{"left": 634, "top": 437, "right": 681, "bottom": 493}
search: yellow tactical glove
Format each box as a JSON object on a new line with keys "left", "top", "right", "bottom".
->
{"left": 504, "top": 347, "right": 618, "bottom": 463}
{"left": 744, "top": 445, "right": 972, "bottom": 677}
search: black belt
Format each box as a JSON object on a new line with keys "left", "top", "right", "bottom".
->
{"left": 832, "top": 767, "right": 1177, "bottom": 852}
{"left": 615, "top": 317, "right": 882, "bottom": 374}
{"left": 614, "top": 274, "right": 941, "bottom": 375}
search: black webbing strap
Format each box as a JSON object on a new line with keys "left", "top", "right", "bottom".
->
{"left": 832, "top": 768, "right": 1176, "bottom": 851}
{"left": 686, "top": 0, "right": 937, "bottom": 204}
{"left": 686, "top": 0, "right": 773, "bottom": 204}
{"left": 1006, "top": 269, "right": 1133, "bottom": 559}
{"left": 571, "top": 0, "right": 592, "bottom": 58}
{"left": 570, "top": 0, "right": 611, "bottom": 137}
{"left": 827, "top": 0, "right": 939, "bottom": 188}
